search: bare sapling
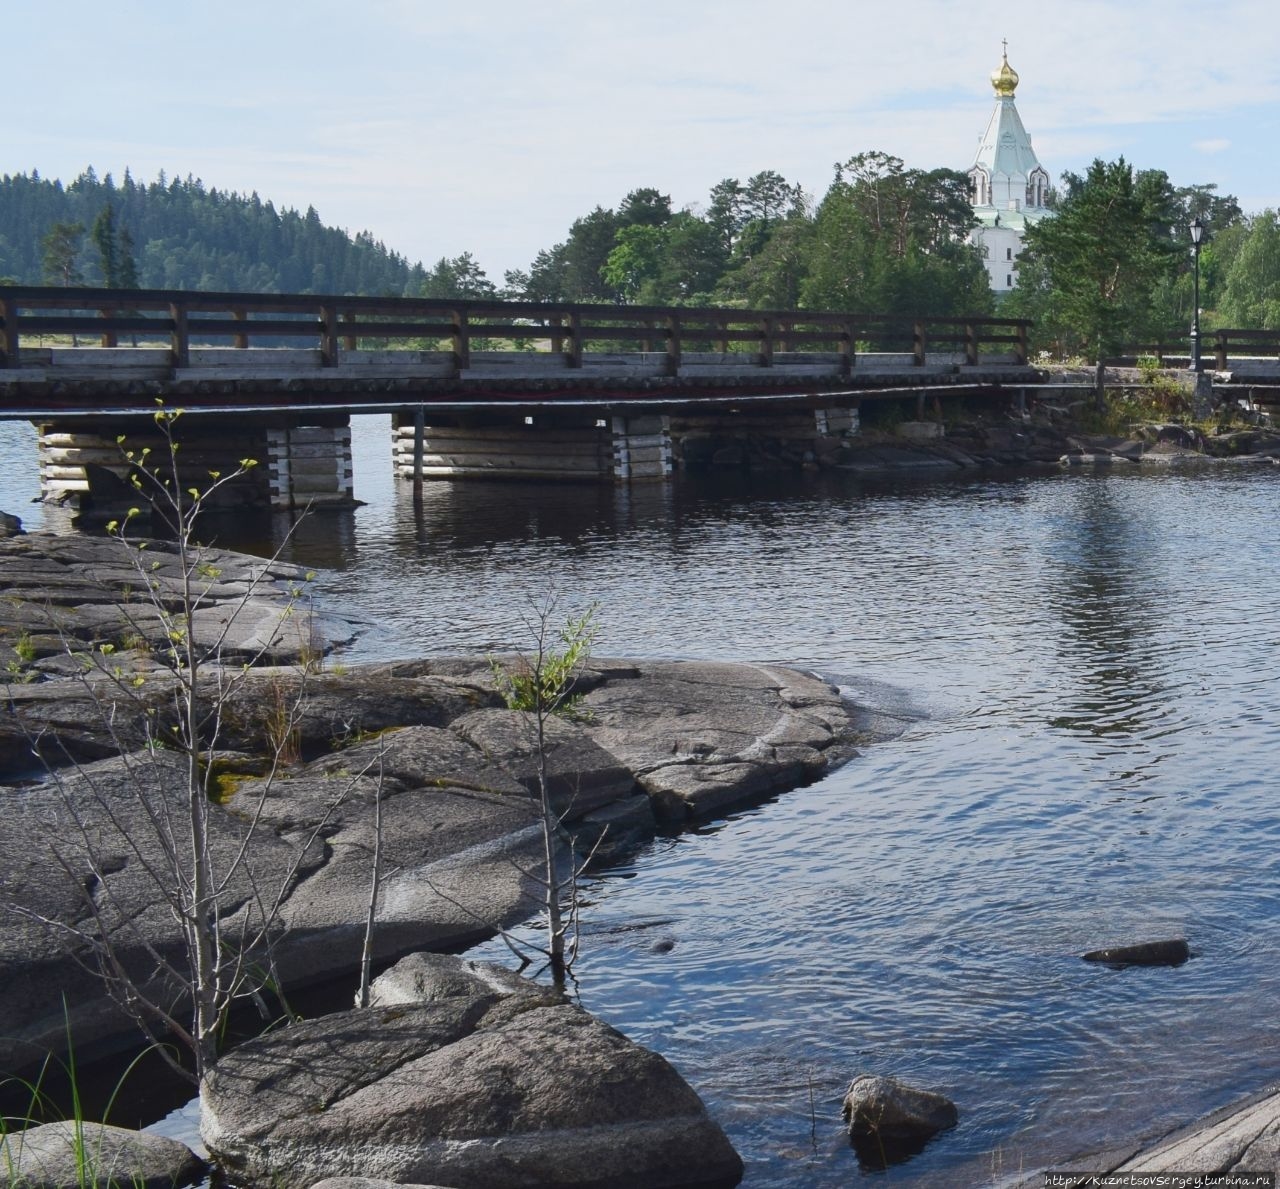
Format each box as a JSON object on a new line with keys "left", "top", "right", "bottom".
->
{"left": 4, "top": 406, "right": 360, "bottom": 1085}
{"left": 488, "top": 594, "right": 600, "bottom": 987}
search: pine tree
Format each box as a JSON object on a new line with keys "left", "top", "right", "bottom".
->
{"left": 41, "top": 221, "right": 85, "bottom": 285}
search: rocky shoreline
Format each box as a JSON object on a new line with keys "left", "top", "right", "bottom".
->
{"left": 3, "top": 643, "right": 862, "bottom": 1067}
{"left": 4, "top": 447, "right": 1279, "bottom": 1184}
{"left": 0, "top": 521, "right": 871, "bottom": 1186}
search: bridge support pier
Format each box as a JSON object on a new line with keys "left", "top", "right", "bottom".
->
{"left": 35, "top": 414, "right": 355, "bottom": 515}
{"left": 611, "top": 414, "right": 672, "bottom": 481}
{"left": 391, "top": 411, "right": 672, "bottom": 483}
{"left": 265, "top": 424, "right": 354, "bottom": 509}
{"left": 815, "top": 406, "right": 859, "bottom": 437}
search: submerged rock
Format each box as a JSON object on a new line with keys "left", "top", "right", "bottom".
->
{"left": 1082, "top": 938, "right": 1191, "bottom": 968}
{"left": 202, "top": 953, "right": 744, "bottom": 1189}
{"left": 842, "top": 1074, "right": 958, "bottom": 1168}
{"left": 0, "top": 1120, "right": 204, "bottom": 1189}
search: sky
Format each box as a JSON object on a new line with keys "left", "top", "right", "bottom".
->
{"left": 7, "top": 0, "right": 1280, "bottom": 281}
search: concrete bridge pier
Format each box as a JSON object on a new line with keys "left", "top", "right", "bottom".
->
{"left": 35, "top": 413, "right": 355, "bottom": 514}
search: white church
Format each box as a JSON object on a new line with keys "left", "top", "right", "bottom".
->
{"left": 967, "top": 43, "right": 1052, "bottom": 291}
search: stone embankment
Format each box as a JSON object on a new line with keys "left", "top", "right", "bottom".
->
{"left": 837, "top": 417, "right": 1280, "bottom": 475}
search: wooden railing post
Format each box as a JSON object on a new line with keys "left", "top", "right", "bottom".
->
{"left": 565, "top": 311, "right": 583, "bottom": 368}
{"left": 0, "top": 297, "right": 17, "bottom": 367}
{"left": 779, "top": 318, "right": 793, "bottom": 353}
{"left": 913, "top": 320, "right": 926, "bottom": 367}
{"left": 100, "top": 308, "right": 118, "bottom": 349}
{"left": 838, "top": 319, "right": 854, "bottom": 378}
{"left": 549, "top": 314, "right": 564, "bottom": 355}
{"left": 715, "top": 318, "right": 729, "bottom": 354}
{"left": 451, "top": 310, "right": 470, "bottom": 373}
{"left": 169, "top": 301, "right": 189, "bottom": 369}
{"left": 759, "top": 316, "right": 775, "bottom": 367}
{"left": 320, "top": 303, "right": 339, "bottom": 366}
{"left": 233, "top": 307, "right": 249, "bottom": 349}
{"left": 412, "top": 404, "right": 425, "bottom": 505}
{"left": 964, "top": 321, "right": 978, "bottom": 367}
{"left": 1015, "top": 321, "right": 1029, "bottom": 366}
{"left": 342, "top": 310, "right": 357, "bottom": 352}
{"left": 641, "top": 321, "right": 655, "bottom": 354}
{"left": 665, "top": 314, "right": 682, "bottom": 376}
{"left": 1215, "top": 330, "right": 1228, "bottom": 371}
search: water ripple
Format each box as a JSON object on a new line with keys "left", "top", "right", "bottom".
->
{"left": 4, "top": 421, "right": 1280, "bottom": 1185}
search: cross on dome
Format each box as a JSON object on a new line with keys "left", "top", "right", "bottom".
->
{"left": 991, "top": 41, "right": 1019, "bottom": 97}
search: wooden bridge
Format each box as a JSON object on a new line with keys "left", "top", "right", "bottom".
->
{"left": 0, "top": 286, "right": 1036, "bottom": 405}
{"left": 0, "top": 285, "right": 1044, "bottom": 510}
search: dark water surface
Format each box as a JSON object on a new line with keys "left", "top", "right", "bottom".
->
{"left": 3, "top": 417, "right": 1279, "bottom": 1186}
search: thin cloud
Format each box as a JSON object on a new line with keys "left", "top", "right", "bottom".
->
{"left": 3, "top": 0, "right": 1279, "bottom": 280}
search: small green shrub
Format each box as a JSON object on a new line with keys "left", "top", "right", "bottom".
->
{"left": 489, "top": 605, "right": 597, "bottom": 721}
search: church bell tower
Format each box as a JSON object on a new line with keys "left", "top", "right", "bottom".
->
{"left": 968, "top": 43, "right": 1052, "bottom": 291}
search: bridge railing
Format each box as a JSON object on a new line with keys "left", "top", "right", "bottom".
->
{"left": 1211, "top": 328, "right": 1280, "bottom": 369}
{"left": 0, "top": 286, "right": 1030, "bottom": 372}
{"left": 1108, "top": 332, "right": 1280, "bottom": 370}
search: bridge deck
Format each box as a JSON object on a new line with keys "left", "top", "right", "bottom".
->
{"left": 0, "top": 346, "right": 1038, "bottom": 419}
{"left": 0, "top": 286, "right": 1040, "bottom": 419}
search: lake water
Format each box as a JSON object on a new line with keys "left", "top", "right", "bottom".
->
{"left": 3, "top": 416, "right": 1279, "bottom": 1186}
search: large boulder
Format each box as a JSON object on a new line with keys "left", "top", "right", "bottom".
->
{"left": 203, "top": 953, "right": 744, "bottom": 1189}
{"left": 0, "top": 749, "right": 321, "bottom": 1071}
{"left": 0, "top": 1120, "right": 204, "bottom": 1189}
{"left": 451, "top": 707, "right": 638, "bottom": 818}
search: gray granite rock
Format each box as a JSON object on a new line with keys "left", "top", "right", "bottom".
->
{"left": 0, "top": 1120, "right": 204, "bottom": 1188}
{"left": 842, "top": 1074, "right": 958, "bottom": 1144}
{"left": 202, "top": 953, "right": 743, "bottom": 1189}
{"left": 310, "top": 1181, "right": 456, "bottom": 1189}
{"left": 1, "top": 527, "right": 860, "bottom": 1076}
{"left": 581, "top": 660, "right": 854, "bottom": 819}
{"left": 1050, "top": 1085, "right": 1280, "bottom": 1182}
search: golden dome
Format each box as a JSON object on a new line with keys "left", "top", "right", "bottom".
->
{"left": 991, "top": 41, "right": 1019, "bottom": 97}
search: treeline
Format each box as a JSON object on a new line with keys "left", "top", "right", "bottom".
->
{"left": 427, "top": 153, "right": 993, "bottom": 321}
{"left": 1004, "top": 162, "right": 1252, "bottom": 357}
{"left": 0, "top": 168, "right": 426, "bottom": 295}
{"left": 11, "top": 157, "right": 1280, "bottom": 363}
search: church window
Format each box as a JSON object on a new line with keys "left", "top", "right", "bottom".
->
{"left": 1006, "top": 274, "right": 1013, "bottom": 287}
{"left": 1006, "top": 248, "right": 1012, "bottom": 260}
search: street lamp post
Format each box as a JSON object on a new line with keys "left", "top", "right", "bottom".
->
{"left": 1190, "top": 216, "right": 1204, "bottom": 373}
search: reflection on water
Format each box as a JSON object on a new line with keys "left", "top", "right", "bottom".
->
{"left": 1045, "top": 481, "right": 1173, "bottom": 740}
{"left": 2, "top": 418, "right": 1280, "bottom": 1185}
